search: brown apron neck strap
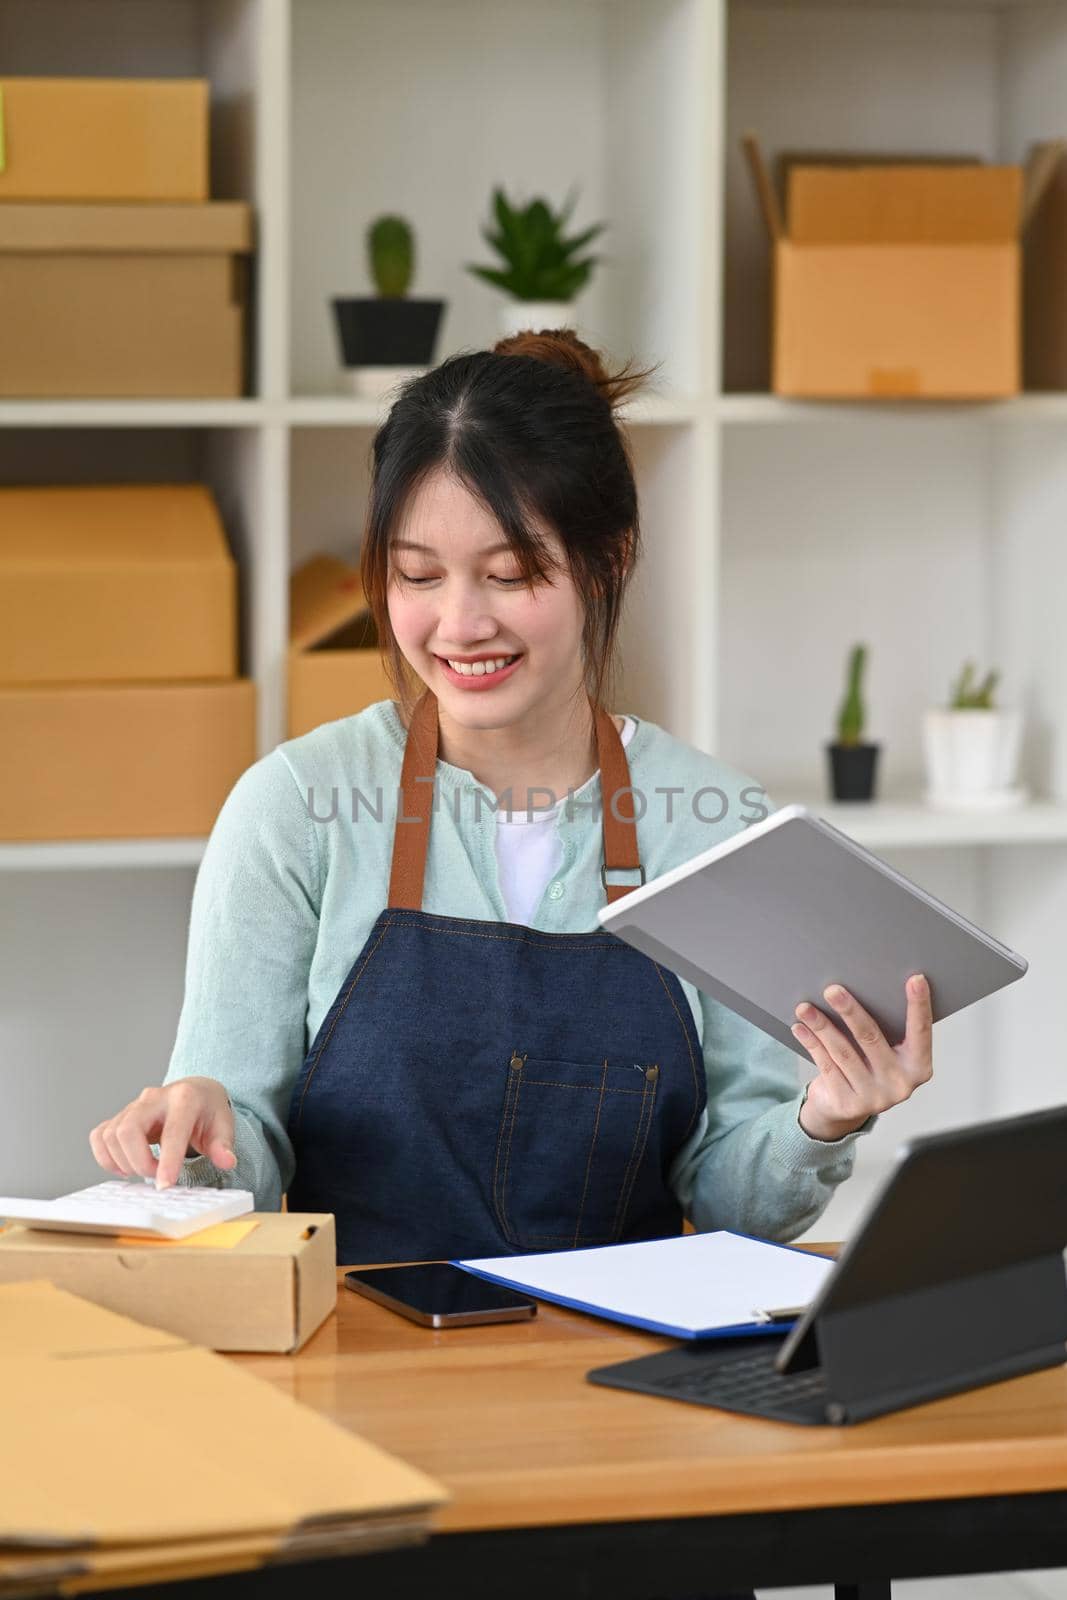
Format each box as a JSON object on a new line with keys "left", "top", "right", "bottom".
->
{"left": 387, "top": 688, "right": 440, "bottom": 911}
{"left": 388, "top": 690, "right": 644, "bottom": 910}
{"left": 594, "top": 702, "right": 646, "bottom": 904}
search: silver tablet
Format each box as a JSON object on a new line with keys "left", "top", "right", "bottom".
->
{"left": 597, "top": 804, "right": 1028, "bottom": 1058}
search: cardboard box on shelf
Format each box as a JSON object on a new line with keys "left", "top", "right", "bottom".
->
{"left": 0, "top": 1213, "right": 336, "bottom": 1353}
{"left": 0, "top": 77, "right": 209, "bottom": 201}
{"left": 0, "top": 678, "right": 256, "bottom": 841}
{"left": 0, "top": 1281, "right": 446, "bottom": 1595}
{"left": 0, "top": 480, "right": 256, "bottom": 842}
{"left": 1024, "top": 146, "right": 1067, "bottom": 389}
{"left": 289, "top": 554, "right": 410, "bottom": 738}
{"left": 0, "top": 484, "right": 237, "bottom": 685}
{"left": 0, "top": 201, "right": 253, "bottom": 397}
{"left": 744, "top": 136, "right": 1065, "bottom": 399}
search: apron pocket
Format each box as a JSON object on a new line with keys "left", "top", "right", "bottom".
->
{"left": 492, "top": 1052, "right": 660, "bottom": 1251}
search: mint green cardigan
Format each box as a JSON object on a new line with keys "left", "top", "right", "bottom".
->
{"left": 169, "top": 699, "right": 868, "bottom": 1238}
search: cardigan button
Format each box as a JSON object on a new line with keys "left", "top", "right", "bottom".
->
{"left": 548, "top": 881, "right": 564, "bottom": 900}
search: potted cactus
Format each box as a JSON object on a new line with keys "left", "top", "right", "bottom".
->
{"left": 467, "top": 186, "right": 606, "bottom": 339}
{"left": 331, "top": 216, "right": 445, "bottom": 398}
{"left": 922, "top": 661, "right": 1026, "bottom": 810}
{"left": 826, "top": 643, "right": 881, "bottom": 801}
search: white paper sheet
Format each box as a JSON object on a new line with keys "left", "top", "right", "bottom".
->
{"left": 455, "top": 1230, "right": 836, "bottom": 1338}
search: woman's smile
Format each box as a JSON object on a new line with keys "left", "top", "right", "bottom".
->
{"left": 433, "top": 651, "right": 524, "bottom": 690}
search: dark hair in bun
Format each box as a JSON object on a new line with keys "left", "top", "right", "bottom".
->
{"left": 361, "top": 327, "right": 659, "bottom": 716}
{"left": 493, "top": 325, "right": 653, "bottom": 413}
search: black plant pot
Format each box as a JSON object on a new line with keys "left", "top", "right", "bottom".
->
{"left": 331, "top": 297, "right": 444, "bottom": 368}
{"left": 826, "top": 742, "right": 881, "bottom": 802}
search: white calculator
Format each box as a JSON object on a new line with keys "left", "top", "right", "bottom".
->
{"left": 0, "top": 1180, "right": 255, "bottom": 1240}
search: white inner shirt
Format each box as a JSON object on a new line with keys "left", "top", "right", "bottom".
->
{"left": 494, "top": 716, "right": 637, "bottom": 925}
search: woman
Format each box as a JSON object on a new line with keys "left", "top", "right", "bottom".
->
{"left": 90, "top": 330, "right": 933, "bottom": 1263}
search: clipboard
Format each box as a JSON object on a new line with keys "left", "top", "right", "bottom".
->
{"left": 454, "top": 1231, "right": 836, "bottom": 1341}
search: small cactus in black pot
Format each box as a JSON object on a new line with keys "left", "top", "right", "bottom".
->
{"left": 331, "top": 214, "right": 444, "bottom": 397}
{"left": 827, "top": 643, "right": 881, "bottom": 801}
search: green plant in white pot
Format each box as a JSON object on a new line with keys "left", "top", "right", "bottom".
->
{"left": 467, "top": 186, "right": 606, "bottom": 339}
{"left": 922, "top": 661, "right": 1027, "bottom": 810}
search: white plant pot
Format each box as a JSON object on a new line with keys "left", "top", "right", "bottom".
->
{"left": 921, "top": 708, "right": 1026, "bottom": 810}
{"left": 497, "top": 300, "right": 577, "bottom": 340}
{"left": 344, "top": 364, "right": 430, "bottom": 400}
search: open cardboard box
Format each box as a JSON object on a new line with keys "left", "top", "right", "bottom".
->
{"left": 289, "top": 553, "right": 413, "bottom": 738}
{"left": 744, "top": 136, "right": 1066, "bottom": 398}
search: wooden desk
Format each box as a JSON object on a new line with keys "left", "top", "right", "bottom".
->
{"left": 93, "top": 1258, "right": 1067, "bottom": 1600}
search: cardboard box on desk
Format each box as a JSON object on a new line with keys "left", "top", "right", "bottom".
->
{"left": 0, "top": 1213, "right": 336, "bottom": 1353}
{"left": 0, "top": 1281, "right": 447, "bottom": 1595}
{"left": 0, "top": 201, "right": 252, "bottom": 397}
{"left": 0, "top": 77, "right": 209, "bottom": 201}
{"left": 744, "top": 136, "right": 1064, "bottom": 398}
{"left": 289, "top": 554, "right": 414, "bottom": 737}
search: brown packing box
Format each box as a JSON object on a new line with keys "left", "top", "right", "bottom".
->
{"left": 1025, "top": 145, "right": 1067, "bottom": 388}
{"left": 0, "top": 201, "right": 252, "bottom": 397}
{"left": 0, "top": 77, "right": 209, "bottom": 201}
{"left": 288, "top": 553, "right": 406, "bottom": 737}
{"left": 0, "top": 679, "right": 256, "bottom": 841}
{"left": 0, "top": 483, "right": 255, "bottom": 842}
{"left": 0, "top": 485, "right": 237, "bottom": 685}
{"left": 0, "top": 1281, "right": 447, "bottom": 1593}
{"left": 744, "top": 136, "right": 1065, "bottom": 399}
{"left": 0, "top": 1213, "right": 336, "bottom": 1353}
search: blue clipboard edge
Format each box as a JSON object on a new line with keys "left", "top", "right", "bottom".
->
{"left": 451, "top": 1230, "right": 836, "bottom": 1342}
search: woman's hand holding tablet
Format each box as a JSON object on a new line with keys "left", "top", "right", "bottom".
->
{"left": 596, "top": 803, "right": 1027, "bottom": 1145}
{"left": 793, "top": 974, "right": 933, "bottom": 1141}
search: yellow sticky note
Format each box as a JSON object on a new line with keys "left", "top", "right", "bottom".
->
{"left": 113, "top": 1219, "right": 260, "bottom": 1250}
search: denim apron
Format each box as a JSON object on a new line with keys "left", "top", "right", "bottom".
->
{"left": 286, "top": 689, "right": 706, "bottom": 1264}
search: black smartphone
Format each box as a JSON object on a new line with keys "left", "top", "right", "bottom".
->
{"left": 344, "top": 1263, "right": 538, "bottom": 1327}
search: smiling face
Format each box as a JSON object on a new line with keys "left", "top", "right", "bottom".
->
{"left": 386, "top": 467, "right": 589, "bottom": 733}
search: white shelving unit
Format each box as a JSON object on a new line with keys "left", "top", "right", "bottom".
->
{"left": 2, "top": 0, "right": 1065, "bottom": 1225}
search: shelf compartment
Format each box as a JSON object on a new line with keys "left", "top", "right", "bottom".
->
{"left": 290, "top": 0, "right": 713, "bottom": 400}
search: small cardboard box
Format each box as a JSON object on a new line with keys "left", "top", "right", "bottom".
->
{"left": 0, "top": 201, "right": 252, "bottom": 397}
{"left": 288, "top": 554, "right": 402, "bottom": 738}
{"left": 744, "top": 137, "right": 1064, "bottom": 399}
{"left": 0, "top": 1213, "right": 337, "bottom": 1352}
{"left": 0, "top": 484, "right": 237, "bottom": 685}
{"left": 0, "top": 77, "right": 209, "bottom": 201}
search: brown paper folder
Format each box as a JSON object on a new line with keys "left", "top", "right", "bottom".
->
{"left": 0, "top": 1282, "right": 447, "bottom": 1591}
